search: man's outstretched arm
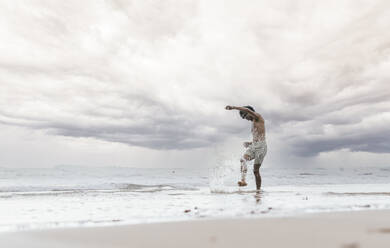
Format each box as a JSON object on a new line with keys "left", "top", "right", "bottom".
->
{"left": 225, "top": 105, "right": 261, "bottom": 121}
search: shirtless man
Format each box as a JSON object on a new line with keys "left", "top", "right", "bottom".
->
{"left": 225, "top": 105, "right": 267, "bottom": 190}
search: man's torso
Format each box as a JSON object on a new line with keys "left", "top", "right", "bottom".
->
{"left": 252, "top": 119, "right": 266, "bottom": 142}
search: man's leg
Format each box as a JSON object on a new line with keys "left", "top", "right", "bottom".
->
{"left": 253, "top": 163, "right": 261, "bottom": 190}
{"left": 238, "top": 154, "right": 251, "bottom": 186}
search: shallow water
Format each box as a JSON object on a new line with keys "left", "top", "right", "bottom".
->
{"left": 1, "top": 165, "right": 390, "bottom": 232}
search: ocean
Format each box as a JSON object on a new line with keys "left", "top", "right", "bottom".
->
{"left": 1, "top": 165, "right": 390, "bottom": 232}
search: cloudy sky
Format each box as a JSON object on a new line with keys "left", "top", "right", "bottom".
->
{"left": 1, "top": 0, "right": 390, "bottom": 168}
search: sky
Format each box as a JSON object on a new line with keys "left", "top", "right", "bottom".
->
{"left": 1, "top": 0, "right": 390, "bottom": 168}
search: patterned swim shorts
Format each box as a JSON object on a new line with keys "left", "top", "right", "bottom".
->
{"left": 244, "top": 140, "right": 267, "bottom": 165}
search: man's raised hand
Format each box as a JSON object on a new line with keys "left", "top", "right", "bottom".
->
{"left": 225, "top": 105, "right": 234, "bottom": 110}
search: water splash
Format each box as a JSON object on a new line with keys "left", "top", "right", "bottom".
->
{"left": 209, "top": 157, "right": 239, "bottom": 193}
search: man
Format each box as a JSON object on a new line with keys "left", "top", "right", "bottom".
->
{"left": 225, "top": 105, "right": 267, "bottom": 190}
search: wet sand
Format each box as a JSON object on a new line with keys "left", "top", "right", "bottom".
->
{"left": 1, "top": 210, "right": 390, "bottom": 248}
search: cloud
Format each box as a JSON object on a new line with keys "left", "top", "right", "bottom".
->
{"left": 0, "top": 0, "right": 389, "bottom": 158}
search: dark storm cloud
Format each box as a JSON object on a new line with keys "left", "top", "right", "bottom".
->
{"left": 292, "top": 128, "right": 390, "bottom": 157}
{"left": 0, "top": 85, "right": 243, "bottom": 150}
{"left": 48, "top": 117, "right": 237, "bottom": 150}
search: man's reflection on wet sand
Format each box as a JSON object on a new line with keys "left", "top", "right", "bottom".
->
{"left": 254, "top": 190, "right": 262, "bottom": 204}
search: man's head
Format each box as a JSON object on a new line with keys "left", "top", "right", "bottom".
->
{"left": 240, "top": 106, "right": 255, "bottom": 121}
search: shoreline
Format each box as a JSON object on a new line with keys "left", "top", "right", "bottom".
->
{"left": 1, "top": 207, "right": 385, "bottom": 233}
{"left": 1, "top": 209, "right": 390, "bottom": 248}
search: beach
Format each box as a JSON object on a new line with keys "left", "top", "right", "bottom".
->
{"left": 2, "top": 166, "right": 390, "bottom": 232}
{"left": 1, "top": 166, "right": 389, "bottom": 248}
{"left": 1, "top": 210, "right": 390, "bottom": 248}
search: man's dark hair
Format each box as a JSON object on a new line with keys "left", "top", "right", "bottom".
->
{"left": 240, "top": 105, "right": 255, "bottom": 119}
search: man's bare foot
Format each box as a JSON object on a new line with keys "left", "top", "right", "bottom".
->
{"left": 237, "top": 181, "right": 247, "bottom": 187}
